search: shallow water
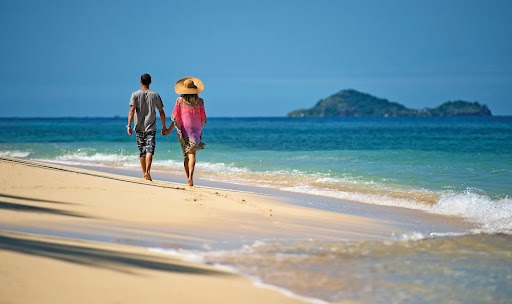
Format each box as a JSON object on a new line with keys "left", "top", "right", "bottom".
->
{"left": 170, "top": 233, "right": 512, "bottom": 304}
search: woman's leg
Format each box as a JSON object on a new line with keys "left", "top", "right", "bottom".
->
{"left": 183, "top": 155, "right": 190, "bottom": 180}
{"left": 187, "top": 151, "right": 196, "bottom": 186}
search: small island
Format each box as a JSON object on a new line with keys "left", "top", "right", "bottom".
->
{"left": 287, "top": 89, "right": 493, "bottom": 117}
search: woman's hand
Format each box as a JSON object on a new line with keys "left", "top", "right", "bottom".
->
{"left": 162, "top": 123, "right": 175, "bottom": 136}
{"left": 162, "top": 125, "right": 174, "bottom": 136}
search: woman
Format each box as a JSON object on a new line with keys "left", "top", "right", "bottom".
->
{"left": 164, "top": 77, "right": 206, "bottom": 186}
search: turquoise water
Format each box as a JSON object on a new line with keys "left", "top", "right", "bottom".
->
{"left": 2, "top": 116, "right": 512, "bottom": 303}
{"left": 1, "top": 116, "right": 511, "bottom": 231}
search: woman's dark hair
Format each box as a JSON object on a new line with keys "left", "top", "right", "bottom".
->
{"left": 141, "top": 73, "right": 152, "bottom": 86}
{"left": 181, "top": 94, "right": 200, "bottom": 105}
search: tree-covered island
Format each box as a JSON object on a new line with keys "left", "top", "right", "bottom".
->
{"left": 287, "top": 89, "right": 493, "bottom": 117}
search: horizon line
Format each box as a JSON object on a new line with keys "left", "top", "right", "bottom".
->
{"left": 1, "top": 115, "right": 511, "bottom": 119}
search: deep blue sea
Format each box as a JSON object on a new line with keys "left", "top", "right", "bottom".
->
{"left": 1, "top": 116, "right": 511, "bottom": 303}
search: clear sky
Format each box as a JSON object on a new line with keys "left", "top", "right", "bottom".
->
{"left": 1, "top": 0, "right": 511, "bottom": 117}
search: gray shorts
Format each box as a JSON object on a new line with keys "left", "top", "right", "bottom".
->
{"left": 136, "top": 131, "right": 156, "bottom": 157}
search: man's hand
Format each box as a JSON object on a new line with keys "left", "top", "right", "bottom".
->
{"left": 127, "top": 106, "right": 135, "bottom": 136}
{"left": 162, "top": 123, "right": 174, "bottom": 136}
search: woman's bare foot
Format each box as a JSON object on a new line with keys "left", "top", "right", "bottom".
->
{"left": 144, "top": 173, "right": 153, "bottom": 181}
{"left": 188, "top": 178, "right": 193, "bottom": 186}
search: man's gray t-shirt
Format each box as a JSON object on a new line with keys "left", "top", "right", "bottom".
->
{"left": 129, "top": 89, "right": 163, "bottom": 132}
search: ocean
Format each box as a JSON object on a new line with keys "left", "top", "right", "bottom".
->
{"left": 1, "top": 116, "right": 511, "bottom": 303}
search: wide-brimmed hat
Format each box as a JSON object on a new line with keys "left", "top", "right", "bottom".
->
{"left": 174, "top": 77, "right": 204, "bottom": 94}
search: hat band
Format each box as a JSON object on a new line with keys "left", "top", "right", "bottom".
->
{"left": 184, "top": 79, "right": 197, "bottom": 89}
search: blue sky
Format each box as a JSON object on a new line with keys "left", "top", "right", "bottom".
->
{"left": 1, "top": 0, "right": 511, "bottom": 117}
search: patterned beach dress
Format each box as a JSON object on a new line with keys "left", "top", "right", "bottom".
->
{"left": 172, "top": 96, "right": 207, "bottom": 156}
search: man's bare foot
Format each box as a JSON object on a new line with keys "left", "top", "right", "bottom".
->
{"left": 188, "top": 178, "right": 193, "bottom": 186}
{"left": 144, "top": 173, "right": 153, "bottom": 181}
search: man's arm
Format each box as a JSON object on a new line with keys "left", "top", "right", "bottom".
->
{"left": 158, "top": 108, "right": 167, "bottom": 135}
{"left": 127, "top": 105, "right": 135, "bottom": 136}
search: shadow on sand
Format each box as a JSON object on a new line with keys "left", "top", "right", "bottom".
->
{"left": 0, "top": 193, "right": 87, "bottom": 218}
{"left": 0, "top": 194, "right": 73, "bottom": 205}
{"left": 0, "top": 234, "right": 224, "bottom": 276}
{"left": 0, "top": 201, "right": 88, "bottom": 218}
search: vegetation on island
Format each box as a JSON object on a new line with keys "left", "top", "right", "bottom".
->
{"left": 287, "top": 89, "right": 493, "bottom": 117}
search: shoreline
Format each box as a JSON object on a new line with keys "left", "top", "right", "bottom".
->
{"left": 0, "top": 156, "right": 401, "bottom": 304}
{"left": 43, "top": 157, "right": 479, "bottom": 235}
{"left": 1, "top": 156, "right": 478, "bottom": 248}
{"left": 83, "top": 162, "right": 476, "bottom": 235}
{"left": 0, "top": 157, "right": 476, "bottom": 303}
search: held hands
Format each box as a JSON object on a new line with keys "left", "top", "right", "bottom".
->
{"left": 162, "top": 123, "right": 175, "bottom": 136}
{"left": 162, "top": 126, "right": 172, "bottom": 136}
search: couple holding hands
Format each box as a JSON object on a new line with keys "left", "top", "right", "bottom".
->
{"left": 127, "top": 73, "right": 206, "bottom": 186}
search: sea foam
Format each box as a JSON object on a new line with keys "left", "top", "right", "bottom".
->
{"left": 0, "top": 150, "right": 31, "bottom": 158}
{"left": 433, "top": 191, "right": 512, "bottom": 232}
{"left": 38, "top": 152, "right": 139, "bottom": 167}
{"left": 281, "top": 185, "right": 512, "bottom": 233}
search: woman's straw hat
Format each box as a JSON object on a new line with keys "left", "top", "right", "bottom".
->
{"left": 174, "top": 77, "right": 204, "bottom": 94}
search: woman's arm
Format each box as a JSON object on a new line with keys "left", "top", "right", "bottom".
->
{"left": 200, "top": 99, "right": 207, "bottom": 126}
{"left": 163, "top": 122, "right": 175, "bottom": 135}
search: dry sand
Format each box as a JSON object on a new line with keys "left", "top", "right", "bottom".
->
{"left": 0, "top": 157, "right": 400, "bottom": 303}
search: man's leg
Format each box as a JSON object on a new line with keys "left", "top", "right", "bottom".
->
{"left": 144, "top": 153, "right": 153, "bottom": 181}
{"left": 142, "top": 132, "right": 156, "bottom": 181}
{"left": 136, "top": 132, "right": 146, "bottom": 178}
{"left": 139, "top": 154, "right": 147, "bottom": 177}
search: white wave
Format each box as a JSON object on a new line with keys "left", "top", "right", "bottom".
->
{"left": 152, "top": 159, "right": 186, "bottom": 170}
{"left": 197, "top": 162, "right": 249, "bottom": 174}
{"left": 280, "top": 185, "right": 512, "bottom": 234}
{"left": 0, "top": 150, "right": 31, "bottom": 158}
{"left": 153, "top": 160, "right": 251, "bottom": 176}
{"left": 433, "top": 191, "right": 512, "bottom": 232}
{"left": 280, "top": 185, "right": 433, "bottom": 211}
{"left": 48, "top": 152, "right": 138, "bottom": 167}
{"left": 314, "top": 176, "right": 369, "bottom": 185}
{"left": 391, "top": 231, "right": 468, "bottom": 241}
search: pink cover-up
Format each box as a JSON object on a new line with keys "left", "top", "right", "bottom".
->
{"left": 171, "top": 97, "right": 207, "bottom": 155}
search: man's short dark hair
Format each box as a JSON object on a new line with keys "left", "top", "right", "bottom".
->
{"left": 141, "top": 73, "right": 152, "bottom": 86}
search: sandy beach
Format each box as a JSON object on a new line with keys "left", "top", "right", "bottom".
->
{"left": 0, "top": 157, "right": 410, "bottom": 303}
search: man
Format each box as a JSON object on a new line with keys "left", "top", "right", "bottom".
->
{"left": 127, "top": 73, "right": 166, "bottom": 181}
